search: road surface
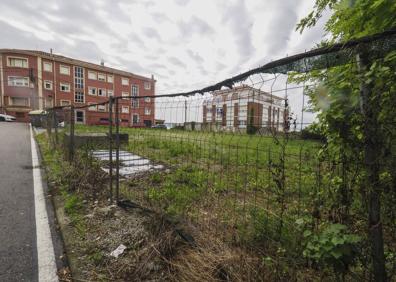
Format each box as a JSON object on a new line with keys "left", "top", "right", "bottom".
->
{"left": 0, "top": 122, "right": 58, "bottom": 282}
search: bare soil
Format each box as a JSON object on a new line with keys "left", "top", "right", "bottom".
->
{"left": 54, "top": 193, "right": 187, "bottom": 281}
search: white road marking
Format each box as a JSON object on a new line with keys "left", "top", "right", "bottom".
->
{"left": 30, "top": 125, "right": 58, "bottom": 282}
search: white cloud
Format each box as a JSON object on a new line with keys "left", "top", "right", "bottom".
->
{"left": 0, "top": 0, "right": 326, "bottom": 125}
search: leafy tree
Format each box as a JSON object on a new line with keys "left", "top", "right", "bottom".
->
{"left": 295, "top": 0, "right": 396, "bottom": 281}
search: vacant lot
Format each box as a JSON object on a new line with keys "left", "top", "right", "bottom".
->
{"left": 43, "top": 125, "right": 395, "bottom": 280}
{"left": 75, "top": 125, "right": 327, "bottom": 250}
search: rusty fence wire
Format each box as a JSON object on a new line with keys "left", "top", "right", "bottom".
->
{"left": 40, "top": 29, "right": 396, "bottom": 281}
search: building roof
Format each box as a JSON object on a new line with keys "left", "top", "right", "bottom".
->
{"left": 212, "top": 85, "right": 284, "bottom": 100}
{"left": 0, "top": 49, "right": 155, "bottom": 82}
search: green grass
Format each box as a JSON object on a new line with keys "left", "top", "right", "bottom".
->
{"left": 36, "top": 132, "right": 86, "bottom": 234}
{"left": 47, "top": 125, "right": 385, "bottom": 280}
{"left": 70, "top": 126, "right": 344, "bottom": 244}
{"left": 69, "top": 126, "right": 326, "bottom": 243}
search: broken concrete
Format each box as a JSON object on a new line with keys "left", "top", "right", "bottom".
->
{"left": 92, "top": 150, "right": 163, "bottom": 177}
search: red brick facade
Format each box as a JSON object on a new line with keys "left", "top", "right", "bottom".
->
{"left": 0, "top": 49, "right": 155, "bottom": 126}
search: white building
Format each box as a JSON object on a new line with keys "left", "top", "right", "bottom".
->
{"left": 203, "top": 85, "right": 286, "bottom": 132}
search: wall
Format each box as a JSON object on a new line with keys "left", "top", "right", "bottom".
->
{"left": 0, "top": 51, "right": 156, "bottom": 125}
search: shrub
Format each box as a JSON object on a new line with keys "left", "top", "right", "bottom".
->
{"left": 301, "top": 124, "right": 326, "bottom": 142}
{"left": 302, "top": 223, "right": 361, "bottom": 275}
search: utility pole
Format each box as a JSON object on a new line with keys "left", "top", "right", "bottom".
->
{"left": 357, "top": 51, "right": 386, "bottom": 282}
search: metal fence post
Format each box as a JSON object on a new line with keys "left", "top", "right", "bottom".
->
{"left": 109, "top": 97, "right": 113, "bottom": 203}
{"left": 357, "top": 51, "right": 386, "bottom": 281}
{"left": 48, "top": 109, "right": 53, "bottom": 148}
{"left": 69, "top": 105, "right": 75, "bottom": 162}
{"left": 115, "top": 98, "right": 120, "bottom": 204}
{"left": 53, "top": 109, "right": 58, "bottom": 146}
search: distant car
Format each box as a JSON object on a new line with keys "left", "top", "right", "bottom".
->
{"left": 151, "top": 124, "right": 167, "bottom": 129}
{"left": 0, "top": 114, "right": 16, "bottom": 122}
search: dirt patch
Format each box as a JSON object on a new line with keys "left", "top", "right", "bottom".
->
{"left": 55, "top": 194, "right": 187, "bottom": 281}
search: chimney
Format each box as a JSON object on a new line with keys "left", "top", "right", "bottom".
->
{"left": 50, "top": 48, "right": 53, "bottom": 55}
{"left": 151, "top": 74, "right": 154, "bottom": 80}
{"left": 100, "top": 59, "right": 105, "bottom": 66}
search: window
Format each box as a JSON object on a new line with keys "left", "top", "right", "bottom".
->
{"left": 75, "top": 110, "right": 85, "bottom": 123}
{"left": 131, "top": 85, "right": 139, "bottom": 96}
{"left": 60, "top": 83, "right": 70, "bottom": 92}
{"left": 132, "top": 98, "right": 139, "bottom": 108}
{"left": 88, "top": 87, "right": 97, "bottom": 96}
{"left": 43, "top": 62, "right": 52, "bottom": 72}
{"left": 98, "top": 88, "right": 106, "bottom": 97}
{"left": 98, "top": 73, "right": 106, "bottom": 81}
{"left": 107, "top": 90, "right": 114, "bottom": 96}
{"left": 60, "top": 65, "right": 70, "bottom": 75}
{"left": 98, "top": 105, "right": 106, "bottom": 112}
{"left": 144, "top": 81, "right": 151, "bottom": 90}
{"left": 74, "top": 91, "right": 84, "bottom": 103}
{"left": 132, "top": 114, "right": 139, "bottom": 125}
{"left": 121, "top": 77, "right": 129, "bottom": 85}
{"left": 44, "top": 80, "right": 53, "bottom": 90}
{"left": 8, "top": 76, "right": 29, "bottom": 87}
{"left": 144, "top": 107, "right": 151, "bottom": 115}
{"left": 60, "top": 100, "right": 70, "bottom": 106}
{"left": 8, "top": 57, "right": 28, "bottom": 68}
{"left": 121, "top": 106, "right": 129, "bottom": 113}
{"left": 144, "top": 97, "right": 151, "bottom": 103}
{"left": 88, "top": 71, "right": 97, "bottom": 80}
{"left": 88, "top": 103, "right": 97, "bottom": 111}
{"left": 122, "top": 91, "right": 129, "bottom": 99}
{"left": 11, "top": 97, "right": 29, "bottom": 106}
{"left": 107, "top": 75, "right": 113, "bottom": 83}
{"left": 74, "top": 66, "right": 84, "bottom": 89}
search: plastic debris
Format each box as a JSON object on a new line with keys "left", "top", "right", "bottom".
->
{"left": 110, "top": 244, "right": 127, "bottom": 258}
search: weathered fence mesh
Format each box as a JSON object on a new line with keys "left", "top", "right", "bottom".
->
{"left": 42, "top": 29, "right": 396, "bottom": 281}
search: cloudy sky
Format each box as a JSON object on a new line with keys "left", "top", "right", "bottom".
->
{"left": 0, "top": 0, "right": 329, "bottom": 124}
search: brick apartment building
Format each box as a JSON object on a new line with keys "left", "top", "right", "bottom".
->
{"left": 0, "top": 49, "right": 155, "bottom": 126}
{"left": 203, "top": 85, "right": 286, "bottom": 132}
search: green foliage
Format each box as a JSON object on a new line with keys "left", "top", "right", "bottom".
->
{"left": 64, "top": 194, "right": 82, "bottom": 215}
{"left": 296, "top": 0, "right": 338, "bottom": 33}
{"left": 302, "top": 224, "right": 361, "bottom": 273}
{"left": 296, "top": 6, "right": 396, "bottom": 279}
{"left": 150, "top": 172, "right": 162, "bottom": 184}
{"left": 301, "top": 123, "right": 326, "bottom": 142}
{"left": 36, "top": 132, "right": 86, "bottom": 234}
{"left": 298, "top": 0, "right": 396, "bottom": 39}
{"left": 248, "top": 207, "right": 282, "bottom": 243}
{"left": 88, "top": 251, "right": 104, "bottom": 265}
{"left": 148, "top": 165, "right": 206, "bottom": 217}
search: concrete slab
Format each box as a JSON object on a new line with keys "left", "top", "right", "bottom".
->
{"left": 92, "top": 150, "right": 163, "bottom": 177}
{"left": 122, "top": 159, "right": 150, "bottom": 166}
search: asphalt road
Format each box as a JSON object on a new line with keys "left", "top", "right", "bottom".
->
{"left": 0, "top": 122, "right": 38, "bottom": 281}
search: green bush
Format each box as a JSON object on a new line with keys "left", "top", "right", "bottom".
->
{"left": 301, "top": 124, "right": 326, "bottom": 142}
{"left": 302, "top": 223, "right": 361, "bottom": 274}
